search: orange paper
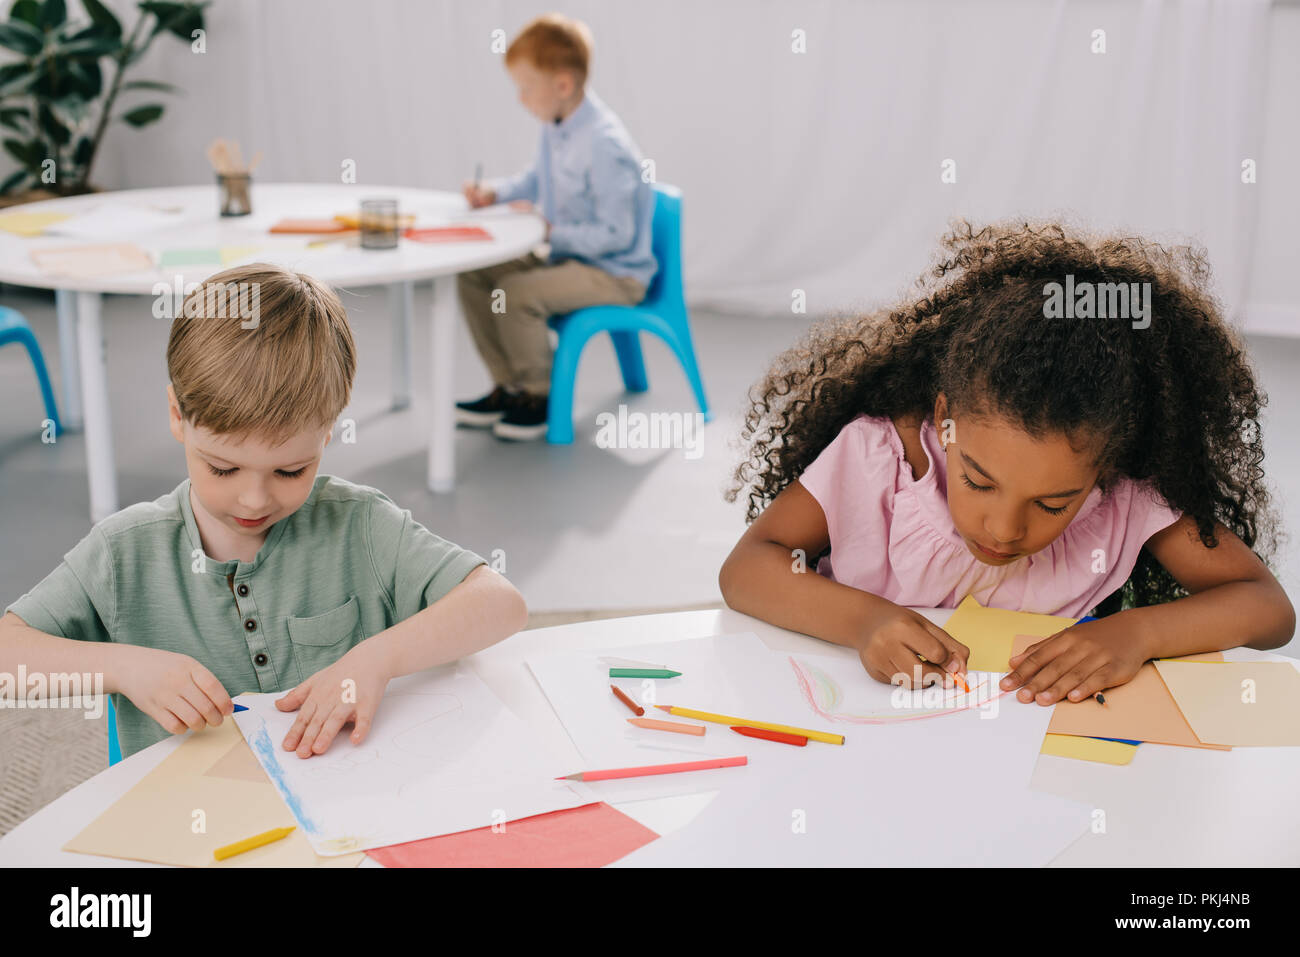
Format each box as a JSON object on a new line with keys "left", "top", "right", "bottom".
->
{"left": 1011, "top": 635, "right": 1229, "bottom": 750}
{"left": 364, "top": 802, "right": 657, "bottom": 868}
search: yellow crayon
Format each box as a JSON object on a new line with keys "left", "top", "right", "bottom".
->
{"left": 213, "top": 826, "right": 295, "bottom": 861}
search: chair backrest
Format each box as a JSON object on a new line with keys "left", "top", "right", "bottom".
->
{"left": 643, "top": 183, "right": 683, "bottom": 309}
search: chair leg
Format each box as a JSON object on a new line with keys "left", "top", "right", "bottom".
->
{"left": 14, "top": 327, "right": 61, "bottom": 435}
{"left": 547, "top": 330, "right": 586, "bottom": 444}
{"left": 609, "top": 330, "right": 648, "bottom": 392}
{"left": 666, "top": 332, "right": 710, "bottom": 421}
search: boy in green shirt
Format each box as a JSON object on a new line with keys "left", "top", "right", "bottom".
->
{"left": 1, "top": 264, "right": 526, "bottom": 759}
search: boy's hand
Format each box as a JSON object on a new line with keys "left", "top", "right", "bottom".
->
{"left": 117, "top": 646, "right": 232, "bottom": 735}
{"left": 462, "top": 181, "right": 496, "bottom": 207}
{"left": 857, "top": 603, "right": 969, "bottom": 690}
{"left": 276, "top": 641, "right": 391, "bottom": 758}
{"left": 1000, "top": 619, "right": 1149, "bottom": 705}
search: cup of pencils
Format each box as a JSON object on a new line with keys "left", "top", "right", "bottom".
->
{"left": 359, "top": 198, "right": 400, "bottom": 250}
{"left": 207, "top": 138, "right": 260, "bottom": 217}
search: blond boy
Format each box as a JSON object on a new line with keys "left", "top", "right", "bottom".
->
{"left": 457, "top": 13, "right": 656, "bottom": 440}
{"left": 1, "top": 264, "right": 526, "bottom": 759}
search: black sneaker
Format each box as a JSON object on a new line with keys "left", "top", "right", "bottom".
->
{"left": 456, "top": 386, "right": 516, "bottom": 428}
{"left": 492, "top": 392, "right": 549, "bottom": 441}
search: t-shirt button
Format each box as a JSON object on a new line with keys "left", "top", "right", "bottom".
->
{"left": 237, "top": 583, "right": 249, "bottom": 597}
{"left": 244, "top": 618, "right": 257, "bottom": 632}
{"left": 254, "top": 653, "right": 268, "bottom": 666}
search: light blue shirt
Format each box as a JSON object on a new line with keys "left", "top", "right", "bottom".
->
{"left": 492, "top": 89, "right": 657, "bottom": 290}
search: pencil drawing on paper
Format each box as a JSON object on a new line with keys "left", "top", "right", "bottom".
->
{"left": 789, "top": 656, "right": 1004, "bottom": 724}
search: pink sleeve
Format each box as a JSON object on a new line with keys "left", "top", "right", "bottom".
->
{"left": 797, "top": 417, "right": 896, "bottom": 550}
{"left": 1132, "top": 481, "right": 1184, "bottom": 545}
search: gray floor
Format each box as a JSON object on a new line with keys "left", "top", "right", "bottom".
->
{"left": 4, "top": 282, "right": 1299, "bottom": 620}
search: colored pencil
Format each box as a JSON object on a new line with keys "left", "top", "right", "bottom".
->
{"left": 655, "top": 705, "right": 844, "bottom": 745}
{"left": 557, "top": 756, "right": 747, "bottom": 782}
{"left": 628, "top": 717, "right": 705, "bottom": 736}
{"left": 731, "top": 725, "right": 807, "bottom": 746}
{"left": 608, "top": 668, "right": 681, "bottom": 679}
{"left": 213, "top": 826, "right": 295, "bottom": 861}
{"left": 611, "top": 684, "right": 644, "bottom": 716}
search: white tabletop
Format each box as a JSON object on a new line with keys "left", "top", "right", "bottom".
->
{"left": 0, "top": 183, "right": 545, "bottom": 293}
{"left": 2, "top": 607, "right": 1296, "bottom": 867}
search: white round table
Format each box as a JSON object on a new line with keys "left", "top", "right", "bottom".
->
{"left": 1, "top": 607, "right": 1296, "bottom": 867}
{"left": 0, "top": 183, "right": 546, "bottom": 521}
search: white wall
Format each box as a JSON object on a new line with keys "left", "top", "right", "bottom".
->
{"left": 6, "top": 0, "right": 1296, "bottom": 331}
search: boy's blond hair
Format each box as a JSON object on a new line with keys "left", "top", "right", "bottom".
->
{"left": 506, "top": 13, "right": 593, "bottom": 86}
{"left": 166, "top": 263, "right": 356, "bottom": 443}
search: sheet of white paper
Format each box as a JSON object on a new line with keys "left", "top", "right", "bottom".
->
{"left": 611, "top": 653, "right": 1088, "bottom": 866}
{"left": 232, "top": 664, "right": 593, "bottom": 856}
{"left": 527, "top": 633, "right": 823, "bottom": 799}
{"left": 47, "top": 203, "right": 182, "bottom": 239}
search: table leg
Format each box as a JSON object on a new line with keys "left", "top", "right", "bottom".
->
{"left": 427, "top": 276, "right": 457, "bottom": 493}
{"left": 55, "top": 288, "right": 83, "bottom": 431}
{"left": 75, "top": 291, "right": 118, "bottom": 522}
{"left": 389, "top": 281, "right": 413, "bottom": 410}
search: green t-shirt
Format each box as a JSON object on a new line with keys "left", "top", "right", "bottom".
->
{"left": 5, "top": 474, "right": 485, "bottom": 758}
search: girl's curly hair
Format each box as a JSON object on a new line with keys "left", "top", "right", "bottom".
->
{"left": 726, "top": 220, "right": 1280, "bottom": 616}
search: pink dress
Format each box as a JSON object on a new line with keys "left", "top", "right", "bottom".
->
{"left": 797, "top": 414, "right": 1184, "bottom": 617}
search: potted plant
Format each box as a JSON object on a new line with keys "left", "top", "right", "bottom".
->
{"left": 0, "top": 0, "right": 207, "bottom": 206}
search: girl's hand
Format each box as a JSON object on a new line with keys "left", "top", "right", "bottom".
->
{"left": 277, "top": 641, "right": 392, "bottom": 758}
{"left": 1000, "top": 619, "right": 1149, "bottom": 705}
{"left": 857, "top": 603, "right": 969, "bottom": 689}
{"left": 116, "top": 645, "right": 232, "bottom": 734}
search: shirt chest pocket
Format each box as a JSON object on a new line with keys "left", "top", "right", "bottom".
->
{"left": 286, "top": 596, "right": 362, "bottom": 684}
{"left": 555, "top": 160, "right": 593, "bottom": 223}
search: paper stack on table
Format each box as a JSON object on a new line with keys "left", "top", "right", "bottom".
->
{"left": 231, "top": 663, "right": 595, "bottom": 856}
{"left": 64, "top": 717, "right": 363, "bottom": 868}
{"left": 1153, "top": 659, "right": 1300, "bottom": 747}
{"left": 531, "top": 633, "right": 1092, "bottom": 866}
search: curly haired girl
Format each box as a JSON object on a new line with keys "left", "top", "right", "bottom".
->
{"left": 721, "top": 220, "right": 1293, "bottom": 706}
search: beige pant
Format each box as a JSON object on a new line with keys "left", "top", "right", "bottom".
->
{"left": 458, "top": 251, "right": 645, "bottom": 395}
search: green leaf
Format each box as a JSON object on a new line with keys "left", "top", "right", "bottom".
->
{"left": 38, "top": 102, "right": 70, "bottom": 144}
{"left": 139, "top": 1, "right": 206, "bottom": 42}
{"left": 48, "top": 93, "right": 88, "bottom": 127}
{"left": 0, "top": 106, "right": 30, "bottom": 131}
{"left": 0, "top": 19, "right": 45, "bottom": 55}
{"left": 71, "top": 133, "right": 91, "bottom": 165}
{"left": 40, "top": 0, "right": 67, "bottom": 29}
{"left": 81, "top": 0, "right": 121, "bottom": 38}
{"left": 64, "top": 58, "right": 101, "bottom": 98}
{"left": 119, "top": 102, "right": 163, "bottom": 126}
{"left": 120, "top": 78, "right": 177, "bottom": 94}
{"left": 10, "top": 0, "right": 43, "bottom": 29}
{"left": 3, "top": 136, "right": 44, "bottom": 170}
{"left": 0, "top": 167, "right": 31, "bottom": 193}
{"left": 0, "top": 69, "right": 39, "bottom": 99}
{"left": 55, "top": 33, "right": 121, "bottom": 56}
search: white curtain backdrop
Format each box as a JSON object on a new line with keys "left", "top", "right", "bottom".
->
{"left": 28, "top": 0, "right": 1284, "bottom": 326}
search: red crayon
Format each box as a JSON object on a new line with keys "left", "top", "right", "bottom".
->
{"left": 731, "top": 725, "right": 808, "bottom": 747}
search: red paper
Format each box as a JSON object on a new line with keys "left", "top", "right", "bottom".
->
{"left": 403, "top": 225, "right": 493, "bottom": 243}
{"left": 365, "top": 802, "right": 657, "bottom": 868}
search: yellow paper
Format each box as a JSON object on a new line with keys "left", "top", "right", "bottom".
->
{"left": 1152, "top": 660, "right": 1300, "bottom": 747}
{"left": 1040, "top": 733, "right": 1138, "bottom": 765}
{"left": 64, "top": 718, "right": 363, "bottom": 868}
{"left": 941, "top": 594, "right": 1077, "bottom": 672}
{"left": 220, "top": 244, "right": 260, "bottom": 265}
{"left": 0, "top": 210, "right": 72, "bottom": 236}
{"left": 29, "top": 242, "right": 153, "bottom": 278}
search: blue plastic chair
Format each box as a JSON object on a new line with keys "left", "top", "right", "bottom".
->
{"left": 546, "top": 183, "right": 710, "bottom": 443}
{"left": 0, "top": 306, "right": 61, "bottom": 436}
{"left": 107, "top": 696, "right": 122, "bottom": 765}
